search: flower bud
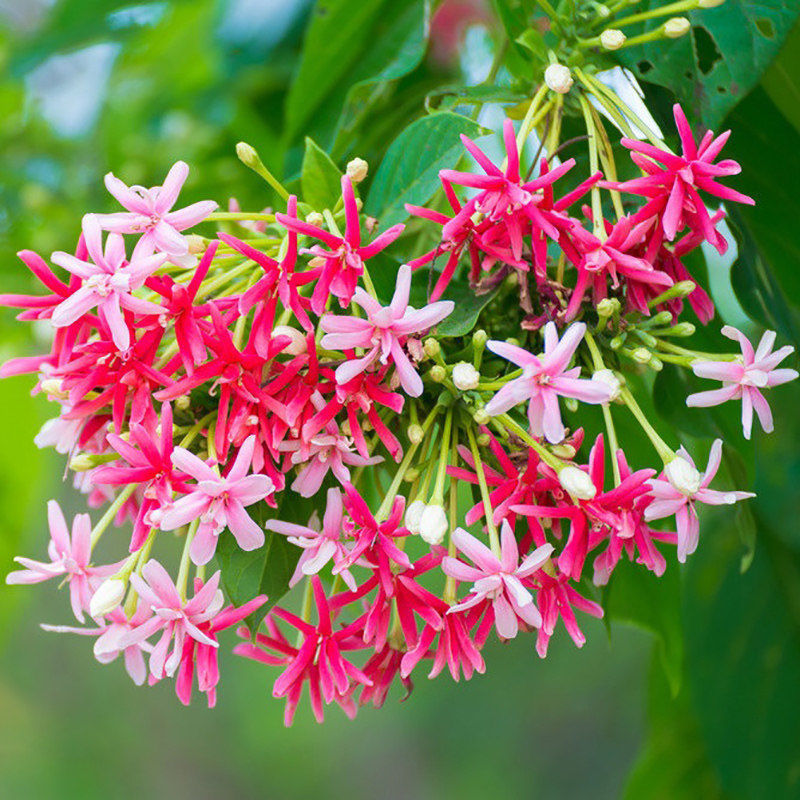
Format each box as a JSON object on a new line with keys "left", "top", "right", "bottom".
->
{"left": 236, "top": 141, "right": 260, "bottom": 169}
{"left": 89, "top": 578, "right": 125, "bottom": 617}
{"left": 596, "top": 298, "right": 620, "bottom": 318}
{"left": 404, "top": 467, "right": 420, "bottom": 482}
{"left": 559, "top": 466, "right": 597, "bottom": 501}
{"left": 419, "top": 504, "right": 448, "bottom": 545}
{"left": 665, "top": 455, "right": 701, "bottom": 496}
{"left": 306, "top": 211, "right": 324, "bottom": 226}
{"left": 430, "top": 365, "right": 447, "bottom": 383}
{"left": 698, "top": 0, "right": 725, "bottom": 7}
{"left": 346, "top": 157, "right": 369, "bottom": 183}
{"left": 664, "top": 17, "right": 691, "bottom": 38}
{"left": 452, "top": 362, "right": 480, "bottom": 391}
{"left": 40, "top": 378, "right": 67, "bottom": 399}
{"left": 407, "top": 423, "right": 424, "bottom": 445}
{"left": 592, "top": 369, "right": 621, "bottom": 402}
{"left": 273, "top": 325, "right": 307, "bottom": 355}
{"left": 472, "top": 329, "right": 488, "bottom": 348}
{"left": 476, "top": 432, "right": 490, "bottom": 447}
{"left": 69, "top": 454, "right": 98, "bottom": 472}
{"left": 544, "top": 63, "right": 573, "bottom": 94}
{"left": 600, "top": 29, "right": 626, "bottom": 50}
{"left": 175, "top": 395, "right": 191, "bottom": 411}
{"left": 405, "top": 500, "right": 426, "bottom": 534}
{"left": 651, "top": 310, "right": 674, "bottom": 327}
{"left": 671, "top": 322, "right": 696, "bottom": 337}
{"left": 473, "top": 408, "right": 490, "bottom": 425}
{"left": 633, "top": 347, "right": 651, "bottom": 364}
{"left": 565, "top": 397, "right": 579, "bottom": 413}
{"left": 551, "top": 443, "right": 576, "bottom": 459}
{"left": 423, "top": 338, "right": 441, "bottom": 359}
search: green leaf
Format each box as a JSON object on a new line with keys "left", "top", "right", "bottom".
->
{"left": 436, "top": 283, "right": 499, "bottom": 338}
{"left": 605, "top": 557, "right": 683, "bottom": 695}
{"left": 762, "top": 17, "right": 800, "bottom": 135}
{"left": 618, "top": 0, "right": 800, "bottom": 128}
{"left": 366, "top": 111, "right": 483, "bottom": 227}
{"left": 300, "top": 137, "right": 342, "bottom": 211}
{"left": 214, "top": 498, "right": 304, "bottom": 631}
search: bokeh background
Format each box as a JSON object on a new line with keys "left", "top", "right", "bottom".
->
{"left": 1, "top": 1, "right": 799, "bottom": 798}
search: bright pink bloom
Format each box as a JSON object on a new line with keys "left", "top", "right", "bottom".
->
{"left": 160, "top": 435, "right": 273, "bottom": 565}
{"left": 6, "top": 500, "right": 118, "bottom": 622}
{"left": 276, "top": 175, "right": 404, "bottom": 313}
{"left": 265, "top": 487, "right": 358, "bottom": 590}
{"left": 94, "top": 160, "right": 217, "bottom": 265}
{"left": 442, "top": 521, "right": 553, "bottom": 639}
{"left": 644, "top": 440, "right": 754, "bottom": 561}
{"left": 687, "top": 326, "right": 798, "bottom": 439}
{"left": 320, "top": 264, "right": 453, "bottom": 397}
{"left": 485, "top": 322, "right": 613, "bottom": 442}
{"left": 122, "top": 560, "right": 224, "bottom": 679}
{"left": 50, "top": 215, "right": 166, "bottom": 351}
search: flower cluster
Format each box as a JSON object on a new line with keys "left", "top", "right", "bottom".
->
{"left": 3, "top": 51, "right": 797, "bottom": 725}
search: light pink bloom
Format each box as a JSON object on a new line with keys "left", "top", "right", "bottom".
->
{"left": 94, "top": 161, "right": 217, "bottom": 265}
{"left": 6, "top": 500, "right": 118, "bottom": 622}
{"left": 122, "top": 560, "right": 225, "bottom": 679}
{"left": 485, "top": 322, "right": 613, "bottom": 443}
{"left": 160, "top": 435, "right": 273, "bottom": 565}
{"left": 51, "top": 215, "right": 166, "bottom": 351}
{"left": 41, "top": 604, "right": 154, "bottom": 685}
{"left": 265, "top": 487, "right": 358, "bottom": 590}
{"left": 644, "top": 439, "right": 754, "bottom": 562}
{"left": 687, "top": 326, "right": 798, "bottom": 439}
{"left": 442, "top": 521, "right": 553, "bottom": 639}
{"left": 320, "top": 264, "right": 453, "bottom": 397}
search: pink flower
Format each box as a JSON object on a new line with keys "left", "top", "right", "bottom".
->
{"left": 265, "top": 487, "right": 358, "bottom": 590}
{"left": 687, "top": 326, "right": 798, "bottom": 439}
{"left": 644, "top": 440, "right": 754, "bottom": 561}
{"left": 160, "top": 435, "right": 273, "bottom": 565}
{"left": 50, "top": 215, "right": 166, "bottom": 351}
{"left": 276, "top": 175, "right": 404, "bottom": 313}
{"left": 6, "top": 500, "right": 118, "bottom": 622}
{"left": 485, "top": 322, "right": 613, "bottom": 443}
{"left": 94, "top": 160, "right": 217, "bottom": 265}
{"left": 442, "top": 521, "right": 553, "bottom": 640}
{"left": 122, "top": 560, "right": 225, "bottom": 679}
{"left": 320, "top": 264, "right": 453, "bottom": 397}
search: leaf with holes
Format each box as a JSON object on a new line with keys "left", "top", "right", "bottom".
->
{"left": 618, "top": 0, "right": 800, "bottom": 128}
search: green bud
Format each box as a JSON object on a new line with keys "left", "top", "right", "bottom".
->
{"left": 423, "top": 338, "right": 441, "bottom": 359}
{"left": 430, "top": 365, "right": 447, "bottom": 383}
{"left": 671, "top": 322, "right": 695, "bottom": 337}
{"left": 632, "top": 347, "right": 651, "bottom": 364}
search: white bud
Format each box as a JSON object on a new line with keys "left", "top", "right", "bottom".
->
{"left": 600, "top": 29, "right": 626, "bottom": 50}
{"left": 559, "top": 466, "right": 597, "bottom": 501}
{"left": 407, "top": 424, "right": 424, "bottom": 445}
{"left": 346, "top": 157, "right": 368, "bottom": 183}
{"left": 40, "top": 378, "right": 67, "bottom": 399}
{"left": 665, "top": 455, "right": 701, "bottom": 496}
{"left": 452, "top": 361, "right": 480, "bottom": 391}
{"left": 405, "top": 500, "right": 426, "bottom": 534}
{"left": 473, "top": 408, "right": 490, "bottom": 425}
{"left": 185, "top": 234, "right": 207, "bottom": 254}
{"left": 698, "top": 0, "right": 725, "bottom": 7}
{"left": 273, "top": 325, "right": 307, "bottom": 355}
{"left": 89, "top": 578, "right": 125, "bottom": 617}
{"left": 664, "top": 17, "right": 691, "bottom": 38}
{"left": 69, "top": 454, "right": 98, "bottom": 472}
{"left": 306, "top": 212, "right": 324, "bottom": 226}
{"left": 236, "top": 141, "right": 260, "bottom": 168}
{"left": 419, "top": 504, "right": 448, "bottom": 545}
{"left": 175, "top": 394, "right": 191, "bottom": 411}
{"left": 544, "top": 63, "right": 573, "bottom": 94}
{"left": 592, "top": 369, "right": 621, "bottom": 402}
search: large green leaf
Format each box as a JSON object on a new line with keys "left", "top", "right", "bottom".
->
{"left": 366, "top": 111, "right": 483, "bottom": 227}
{"left": 618, "top": 0, "right": 800, "bottom": 128}
{"left": 436, "top": 283, "right": 499, "bottom": 338}
{"left": 762, "top": 18, "right": 800, "bottom": 135}
{"left": 300, "top": 137, "right": 342, "bottom": 211}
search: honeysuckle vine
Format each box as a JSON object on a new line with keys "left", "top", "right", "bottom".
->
{"left": 3, "top": 0, "right": 797, "bottom": 725}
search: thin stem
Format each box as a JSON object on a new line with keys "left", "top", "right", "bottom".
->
{"left": 90, "top": 484, "right": 137, "bottom": 548}
{"left": 466, "top": 424, "right": 500, "bottom": 556}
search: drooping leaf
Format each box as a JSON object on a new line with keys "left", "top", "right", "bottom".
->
{"left": 300, "top": 137, "right": 342, "bottom": 211}
{"left": 366, "top": 111, "right": 484, "bottom": 227}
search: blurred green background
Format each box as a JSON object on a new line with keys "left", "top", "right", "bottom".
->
{"left": 1, "top": 1, "right": 800, "bottom": 798}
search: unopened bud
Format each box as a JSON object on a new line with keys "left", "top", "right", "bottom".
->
{"left": 346, "top": 157, "right": 368, "bottom": 183}
{"left": 405, "top": 500, "right": 426, "bottom": 534}
{"left": 452, "top": 362, "right": 480, "bottom": 391}
{"left": 69, "top": 454, "right": 98, "bottom": 472}
{"left": 551, "top": 443, "right": 576, "bottom": 459}
{"left": 671, "top": 322, "right": 695, "bottom": 337}
{"left": 236, "top": 141, "right": 260, "bottom": 169}
{"left": 664, "top": 17, "right": 691, "bottom": 37}
{"left": 596, "top": 298, "right": 621, "bottom": 318}
{"left": 651, "top": 310, "right": 673, "bottom": 326}
{"left": 600, "top": 29, "right": 626, "bottom": 50}
{"left": 175, "top": 395, "right": 191, "bottom": 411}
{"left": 633, "top": 347, "right": 651, "bottom": 364}
{"left": 476, "top": 432, "right": 490, "bottom": 447}
{"left": 404, "top": 468, "right": 420, "bottom": 482}
{"left": 592, "top": 369, "right": 621, "bottom": 402}
{"left": 40, "top": 378, "right": 67, "bottom": 399}
{"left": 430, "top": 365, "right": 447, "bottom": 383}
{"left": 472, "top": 329, "right": 488, "bottom": 348}
{"left": 89, "top": 578, "right": 125, "bottom": 617}
{"left": 408, "top": 424, "right": 424, "bottom": 445}
{"left": 698, "top": 0, "right": 725, "bottom": 7}
{"left": 419, "top": 504, "right": 448, "bottom": 545}
{"left": 423, "top": 338, "right": 441, "bottom": 359}
{"left": 185, "top": 234, "right": 208, "bottom": 255}
{"left": 565, "top": 397, "right": 579, "bottom": 413}
{"left": 309, "top": 256, "right": 326, "bottom": 269}
{"left": 473, "top": 408, "right": 490, "bottom": 425}
{"left": 273, "top": 325, "right": 307, "bottom": 355}
{"left": 665, "top": 455, "right": 701, "bottom": 496}
{"left": 544, "top": 63, "right": 574, "bottom": 94}
{"left": 559, "top": 466, "right": 597, "bottom": 501}
{"left": 306, "top": 212, "right": 324, "bottom": 226}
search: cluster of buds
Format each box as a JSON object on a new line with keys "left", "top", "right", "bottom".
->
{"left": 3, "top": 7, "right": 797, "bottom": 724}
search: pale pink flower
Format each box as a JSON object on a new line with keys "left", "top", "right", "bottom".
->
{"left": 485, "top": 322, "right": 613, "bottom": 443}
{"left": 122, "top": 560, "right": 225, "bottom": 679}
{"left": 265, "top": 487, "right": 358, "bottom": 590}
{"left": 442, "top": 521, "right": 553, "bottom": 639}
{"left": 644, "top": 440, "right": 754, "bottom": 561}
{"left": 160, "top": 435, "right": 273, "bottom": 565}
{"left": 50, "top": 215, "right": 166, "bottom": 351}
{"left": 687, "top": 326, "right": 798, "bottom": 439}
{"left": 6, "top": 500, "right": 118, "bottom": 622}
{"left": 94, "top": 161, "right": 217, "bottom": 265}
{"left": 320, "top": 264, "right": 454, "bottom": 397}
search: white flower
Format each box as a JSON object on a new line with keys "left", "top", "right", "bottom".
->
{"left": 405, "top": 500, "right": 426, "bottom": 534}
{"left": 419, "top": 504, "right": 448, "bottom": 545}
{"left": 544, "top": 63, "right": 573, "bottom": 94}
{"left": 452, "top": 362, "right": 480, "bottom": 391}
